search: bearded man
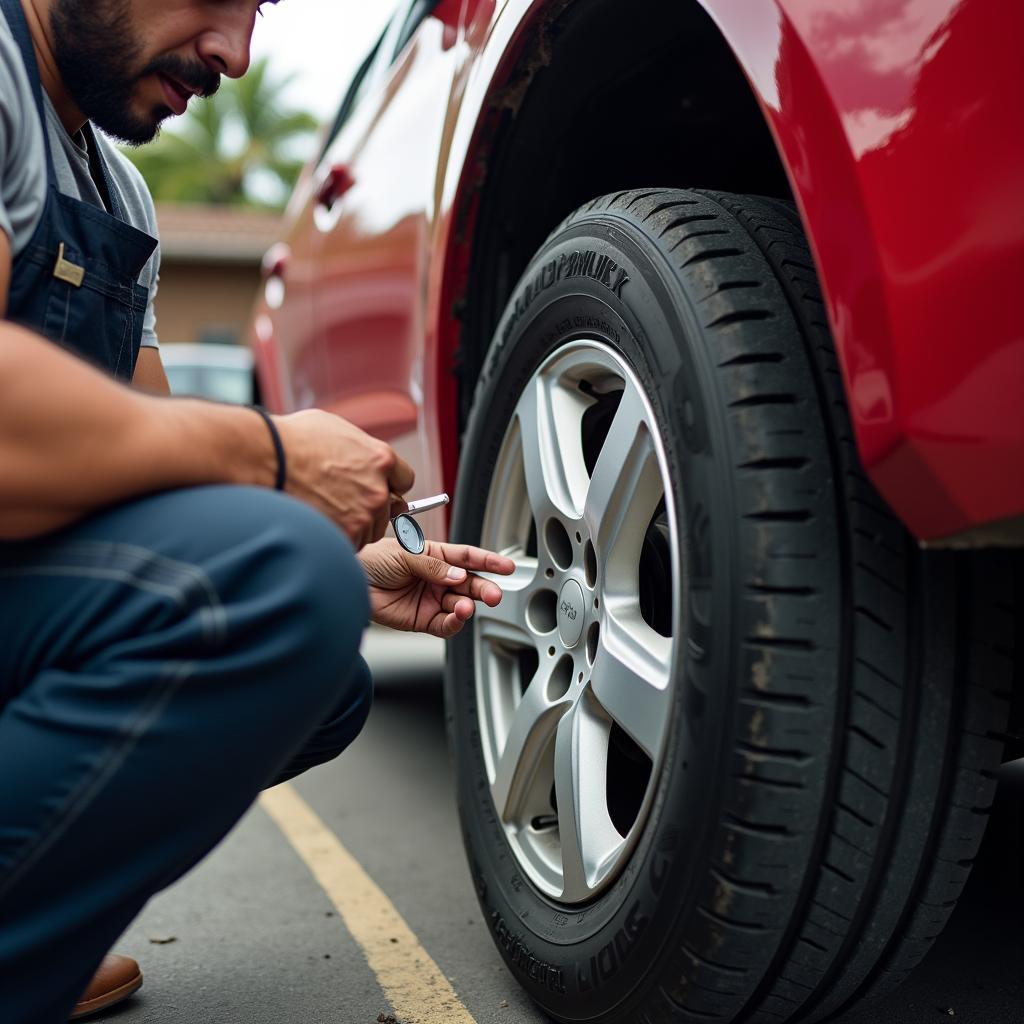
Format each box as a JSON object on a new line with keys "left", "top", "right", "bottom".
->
{"left": 0, "top": 2, "right": 513, "bottom": 1020}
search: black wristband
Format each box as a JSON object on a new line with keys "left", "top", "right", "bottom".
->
{"left": 251, "top": 405, "right": 287, "bottom": 491}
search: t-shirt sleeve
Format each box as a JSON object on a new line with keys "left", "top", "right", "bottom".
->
{"left": 0, "top": 23, "right": 46, "bottom": 257}
{"left": 0, "top": 30, "right": 17, "bottom": 244}
{"left": 135, "top": 174, "right": 160, "bottom": 350}
{"left": 141, "top": 243, "right": 160, "bottom": 349}
{"left": 0, "top": 70, "right": 13, "bottom": 246}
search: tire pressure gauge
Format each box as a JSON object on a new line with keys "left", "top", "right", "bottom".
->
{"left": 391, "top": 493, "right": 450, "bottom": 554}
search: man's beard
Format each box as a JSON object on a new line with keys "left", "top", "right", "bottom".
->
{"left": 50, "top": 0, "right": 220, "bottom": 145}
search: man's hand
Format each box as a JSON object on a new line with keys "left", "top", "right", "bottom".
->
{"left": 274, "top": 410, "right": 414, "bottom": 548}
{"left": 359, "top": 538, "right": 516, "bottom": 638}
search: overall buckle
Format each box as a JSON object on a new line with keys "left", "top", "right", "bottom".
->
{"left": 53, "top": 242, "right": 85, "bottom": 287}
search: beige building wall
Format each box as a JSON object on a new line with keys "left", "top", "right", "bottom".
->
{"left": 148, "top": 203, "right": 282, "bottom": 348}
{"left": 154, "top": 261, "right": 262, "bottom": 346}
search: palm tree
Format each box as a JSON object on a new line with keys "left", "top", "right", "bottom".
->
{"left": 124, "top": 58, "right": 318, "bottom": 209}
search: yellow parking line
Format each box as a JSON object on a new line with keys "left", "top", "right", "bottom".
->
{"left": 260, "top": 783, "right": 478, "bottom": 1024}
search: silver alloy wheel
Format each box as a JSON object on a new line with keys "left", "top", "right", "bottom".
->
{"left": 473, "top": 339, "right": 680, "bottom": 905}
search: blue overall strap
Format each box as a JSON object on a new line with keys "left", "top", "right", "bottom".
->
{"left": 83, "top": 123, "right": 125, "bottom": 222}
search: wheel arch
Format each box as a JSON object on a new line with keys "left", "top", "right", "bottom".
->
{"left": 431, "top": 0, "right": 884, "bottom": 504}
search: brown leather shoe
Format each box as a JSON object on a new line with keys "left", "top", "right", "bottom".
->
{"left": 71, "top": 954, "right": 143, "bottom": 1020}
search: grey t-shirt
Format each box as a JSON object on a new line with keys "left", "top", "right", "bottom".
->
{"left": 0, "top": 8, "right": 160, "bottom": 348}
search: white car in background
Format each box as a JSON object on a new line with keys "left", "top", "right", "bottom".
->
{"left": 161, "top": 343, "right": 255, "bottom": 405}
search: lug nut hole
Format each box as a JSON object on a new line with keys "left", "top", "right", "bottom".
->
{"left": 548, "top": 655, "right": 574, "bottom": 701}
{"left": 586, "top": 621, "right": 600, "bottom": 664}
{"left": 545, "top": 519, "right": 573, "bottom": 570}
{"left": 528, "top": 590, "right": 558, "bottom": 634}
{"left": 584, "top": 540, "right": 598, "bottom": 588}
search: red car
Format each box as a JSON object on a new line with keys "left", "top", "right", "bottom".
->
{"left": 248, "top": 2, "right": 1022, "bottom": 1021}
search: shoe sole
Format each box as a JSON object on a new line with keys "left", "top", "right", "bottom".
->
{"left": 70, "top": 969, "right": 143, "bottom": 1020}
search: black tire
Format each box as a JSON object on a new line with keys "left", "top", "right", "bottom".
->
{"left": 445, "top": 188, "right": 1012, "bottom": 1023}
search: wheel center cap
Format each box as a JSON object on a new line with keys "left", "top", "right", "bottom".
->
{"left": 557, "top": 579, "right": 585, "bottom": 648}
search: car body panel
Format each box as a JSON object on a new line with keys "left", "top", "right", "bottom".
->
{"left": 250, "top": 168, "right": 330, "bottom": 415}
{"left": 251, "top": 0, "right": 1024, "bottom": 543}
{"left": 312, "top": 16, "right": 461, "bottom": 513}
{"left": 700, "top": 0, "right": 1024, "bottom": 539}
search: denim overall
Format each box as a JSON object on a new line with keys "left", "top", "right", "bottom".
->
{"left": 1, "top": 0, "right": 157, "bottom": 381}
{"left": 0, "top": 5, "right": 372, "bottom": 1019}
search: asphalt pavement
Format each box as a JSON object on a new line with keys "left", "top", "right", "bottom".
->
{"left": 103, "top": 630, "right": 1023, "bottom": 1024}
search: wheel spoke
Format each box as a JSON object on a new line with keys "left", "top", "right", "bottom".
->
{"left": 590, "top": 607, "right": 672, "bottom": 760}
{"left": 584, "top": 385, "right": 661, "bottom": 565}
{"left": 475, "top": 556, "right": 538, "bottom": 648}
{"left": 490, "top": 667, "right": 568, "bottom": 822}
{"left": 516, "top": 373, "right": 589, "bottom": 520}
{"left": 554, "top": 695, "right": 623, "bottom": 901}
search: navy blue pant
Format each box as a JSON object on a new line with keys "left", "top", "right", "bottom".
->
{"left": 0, "top": 487, "right": 372, "bottom": 1022}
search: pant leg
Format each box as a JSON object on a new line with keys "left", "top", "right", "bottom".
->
{"left": 270, "top": 655, "right": 373, "bottom": 786}
{"left": 0, "top": 486, "right": 371, "bottom": 1024}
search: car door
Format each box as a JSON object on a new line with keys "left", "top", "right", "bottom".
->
{"left": 250, "top": 33, "right": 387, "bottom": 413}
{"left": 310, "top": 0, "right": 461, "bottom": 496}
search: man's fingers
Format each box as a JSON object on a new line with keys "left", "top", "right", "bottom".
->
{"left": 371, "top": 506, "right": 391, "bottom": 545}
{"left": 348, "top": 522, "right": 369, "bottom": 550}
{"left": 429, "top": 542, "right": 516, "bottom": 576}
{"left": 486, "top": 551, "right": 518, "bottom": 575}
{"left": 411, "top": 551, "right": 503, "bottom": 605}
{"left": 409, "top": 555, "right": 467, "bottom": 584}
{"left": 437, "top": 595, "right": 475, "bottom": 637}
{"left": 438, "top": 612, "right": 463, "bottom": 638}
{"left": 388, "top": 454, "right": 415, "bottom": 495}
{"left": 449, "top": 574, "right": 503, "bottom": 606}
{"left": 389, "top": 494, "right": 408, "bottom": 519}
{"left": 440, "top": 592, "right": 475, "bottom": 618}
{"left": 415, "top": 557, "right": 501, "bottom": 606}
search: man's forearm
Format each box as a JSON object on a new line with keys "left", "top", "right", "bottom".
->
{"left": 0, "top": 323, "right": 275, "bottom": 538}
{"left": 132, "top": 345, "right": 171, "bottom": 395}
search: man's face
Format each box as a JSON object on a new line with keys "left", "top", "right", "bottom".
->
{"left": 50, "top": 0, "right": 267, "bottom": 145}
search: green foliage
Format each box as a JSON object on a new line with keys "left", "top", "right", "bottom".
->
{"left": 123, "top": 58, "right": 318, "bottom": 208}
